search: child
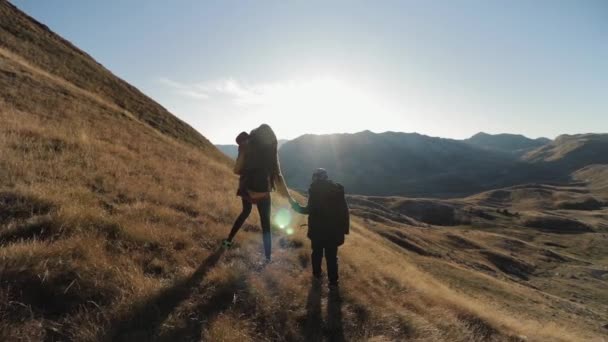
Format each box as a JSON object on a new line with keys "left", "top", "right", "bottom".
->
{"left": 290, "top": 169, "right": 349, "bottom": 288}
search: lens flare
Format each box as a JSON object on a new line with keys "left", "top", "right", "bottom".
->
{"left": 273, "top": 207, "right": 292, "bottom": 230}
{"left": 286, "top": 227, "right": 294, "bottom": 235}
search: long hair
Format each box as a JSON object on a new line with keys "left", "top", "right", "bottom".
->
{"left": 246, "top": 124, "right": 281, "bottom": 186}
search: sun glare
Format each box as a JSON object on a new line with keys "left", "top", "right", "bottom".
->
{"left": 273, "top": 207, "right": 292, "bottom": 229}
{"left": 237, "top": 76, "right": 397, "bottom": 138}
{"left": 266, "top": 78, "right": 382, "bottom": 132}
{"left": 161, "top": 75, "right": 405, "bottom": 142}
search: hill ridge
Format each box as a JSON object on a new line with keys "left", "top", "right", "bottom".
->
{"left": 0, "top": 1, "right": 219, "bottom": 154}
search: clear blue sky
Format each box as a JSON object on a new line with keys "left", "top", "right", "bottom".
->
{"left": 13, "top": 0, "right": 608, "bottom": 144}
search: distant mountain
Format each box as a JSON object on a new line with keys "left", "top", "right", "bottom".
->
{"left": 215, "top": 144, "right": 239, "bottom": 159}
{"left": 216, "top": 139, "right": 288, "bottom": 159}
{"left": 464, "top": 132, "right": 550, "bottom": 156}
{"left": 279, "top": 131, "right": 561, "bottom": 197}
{"left": 524, "top": 133, "right": 608, "bottom": 169}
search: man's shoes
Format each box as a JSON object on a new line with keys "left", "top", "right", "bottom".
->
{"left": 221, "top": 239, "right": 233, "bottom": 249}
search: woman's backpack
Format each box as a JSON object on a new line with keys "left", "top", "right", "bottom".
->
{"left": 244, "top": 124, "right": 278, "bottom": 172}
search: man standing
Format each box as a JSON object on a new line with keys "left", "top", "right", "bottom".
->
{"left": 290, "top": 169, "right": 349, "bottom": 289}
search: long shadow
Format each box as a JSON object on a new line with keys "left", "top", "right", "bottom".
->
{"left": 102, "top": 248, "right": 225, "bottom": 342}
{"left": 156, "top": 272, "right": 249, "bottom": 341}
{"left": 326, "top": 288, "right": 345, "bottom": 342}
{"left": 303, "top": 281, "right": 323, "bottom": 341}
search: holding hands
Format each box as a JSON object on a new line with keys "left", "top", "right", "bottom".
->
{"left": 288, "top": 196, "right": 298, "bottom": 210}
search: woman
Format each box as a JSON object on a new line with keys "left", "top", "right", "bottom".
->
{"left": 223, "top": 124, "right": 291, "bottom": 262}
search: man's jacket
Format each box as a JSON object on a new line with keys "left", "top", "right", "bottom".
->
{"left": 292, "top": 179, "right": 349, "bottom": 246}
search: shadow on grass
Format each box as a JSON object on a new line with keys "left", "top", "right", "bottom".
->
{"left": 156, "top": 270, "right": 249, "bottom": 341}
{"left": 303, "top": 281, "right": 323, "bottom": 341}
{"left": 327, "top": 288, "right": 345, "bottom": 342}
{"left": 302, "top": 282, "right": 346, "bottom": 342}
{"left": 102, "top": 248, "right": 225, "bottom": 342}
{"left": 0, "top": 216, "right": 54, "bottom": 245}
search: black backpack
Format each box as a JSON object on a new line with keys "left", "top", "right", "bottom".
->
{"left": 322, "top": 182, "right": 350, "bottom": 236}
{"left": 332, "top": 184, "right": 350, "bottom": 235}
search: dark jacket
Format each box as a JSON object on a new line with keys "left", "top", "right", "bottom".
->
{"left": 292, "top": 179, "right": 348, "bottom": 246}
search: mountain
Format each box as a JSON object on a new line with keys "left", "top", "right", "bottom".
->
{"left": 215, "top": 144, "right": 240, "bottom": 159}
{"left": 216, "top": 139, "right": 288, "bottom": 159}
{"left": 279, "top": 131, "right": 563, "bottom": 197}
{"left": 465, "top": 132, "right": 550, "bottom": 156}
{"left": 1, "top": 2, "right": 605, "bottom": 341}
{"left": 280, "top": 131, "right": 608, "bottom": 198}
{"left": 573, "top": 164, "right": 608, "bottom": 197}
{"left": 524, "top": 133, "right": 608, "bottom": 170}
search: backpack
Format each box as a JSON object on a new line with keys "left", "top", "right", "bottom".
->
{"left": 308, "top": 181, "right": 350, "bottom": 245}
{"left": 330, "top": 183, "right": 350, "bottom": 236}
{"left": 244, "top": 124, "right": 278, "bottom": 173}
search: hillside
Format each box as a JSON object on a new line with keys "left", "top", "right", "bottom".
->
{"left": 573, "top": 164, "right": 608, "bottom": 197}
{"left": 524, "top": 134, "right": 608, "bottom": 170}
{"left": 1, "top": 2, "right": 606, "bottom": 341}
{"left": 348, "top": 190, "right": 608, "bottom": 337}
{"left": 464, "top": 132, "right": 550, "bottom": 156}
{"left": 279, "top": 131, "right": 563, "bottom": 197}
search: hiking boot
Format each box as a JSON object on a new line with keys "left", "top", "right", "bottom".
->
{"left": 222, "top": 239, "right": 233, "bottom": 249}
{"left": 312, "top": 274, "right": 323, "bottom": 285}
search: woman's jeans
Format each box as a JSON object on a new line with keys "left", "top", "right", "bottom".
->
{"left": 228, "top": 196, "right": 272, "bottom": 260}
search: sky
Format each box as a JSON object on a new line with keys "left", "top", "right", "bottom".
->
{"left": 13, "top": 0, "right": 608, "bottom": 144}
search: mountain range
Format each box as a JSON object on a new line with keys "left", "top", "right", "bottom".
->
{"left": 278, "top": 130, "right": 607, "bottom": 197}
{"left": 464, "top": 132, "right": 550, "bottom": 155}
{"left": 218, "top": 130, "right": 608, "bottom": 198}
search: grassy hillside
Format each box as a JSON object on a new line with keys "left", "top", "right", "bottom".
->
{"left": 1, "top": 2, "right": 606, "bottom": 341}
{"left": 0, "top": 1, "right": 219, "bottom": 153}
{"left": 349, "top": 189, "right": 608, "bottom": 340}
{"left": 573, "top": 164, "right": 608, "bottom": 197}
{"left": 524, "top": 134, "right": 608, "bottom": 170}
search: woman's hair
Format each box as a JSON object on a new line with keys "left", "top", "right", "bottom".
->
{"left": 246, "top": 124, "right": 281, "bottom": 188}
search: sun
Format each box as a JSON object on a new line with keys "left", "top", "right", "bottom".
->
{"left": 245, "top": 76, "right": 394, "bottom": 138}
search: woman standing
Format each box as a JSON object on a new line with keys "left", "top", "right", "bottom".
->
{"left": 223, "top": 124, "right": 291, "bottom": 262}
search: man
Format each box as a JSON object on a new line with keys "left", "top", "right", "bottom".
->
{"left": 290, "top": 169, "right": 349, "bottom": 288}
